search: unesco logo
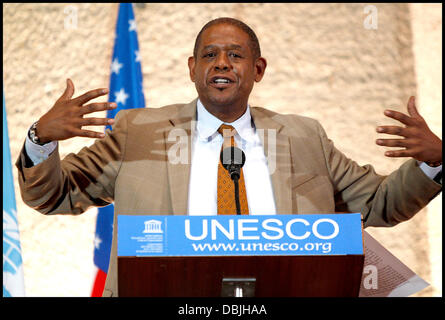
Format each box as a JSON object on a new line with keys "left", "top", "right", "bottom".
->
{"left": 143, "top": 219, "right": 163, "bottom": 234}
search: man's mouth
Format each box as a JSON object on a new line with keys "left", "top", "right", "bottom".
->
{"left": 209, "top": 76, "right": 235, "bottom": 90}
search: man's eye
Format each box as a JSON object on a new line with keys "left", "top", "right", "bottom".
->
{"left": 229, "top": 53, "right": 242, "bottom": 58}
{"left": 203, "top": 52, "right": 216, "bottom": 58}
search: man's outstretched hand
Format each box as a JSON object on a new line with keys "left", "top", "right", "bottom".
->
{"left": 36, "top": 79, "right": 117, "bottom": 143}
{"left": 376, "top": 96, "right": 442, "bottom": 167}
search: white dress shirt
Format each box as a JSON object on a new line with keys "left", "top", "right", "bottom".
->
{"left": 187, "top": 99, "right": 277, "bottom": 216}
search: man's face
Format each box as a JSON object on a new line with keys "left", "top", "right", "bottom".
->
{"left": 188, "top": 23, "right": 266, "bottom": 119}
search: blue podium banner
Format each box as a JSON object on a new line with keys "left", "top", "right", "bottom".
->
{"left": 117, "top": 214, "right": 363, "bottom": 257}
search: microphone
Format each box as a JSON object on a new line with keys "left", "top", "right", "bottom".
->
{"left": 220, "top": 146, "right": 246, "bottom": 215}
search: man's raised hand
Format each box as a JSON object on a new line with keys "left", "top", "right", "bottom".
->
{"left": 35, "top": 78, "right": 117, "bottom": 143}
{"left": 376, "top": 96, "right": 442, "bottom": 166}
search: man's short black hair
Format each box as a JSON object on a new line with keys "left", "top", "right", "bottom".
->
{"left": 193, "top": 17, "right": 261, "bottom": 60}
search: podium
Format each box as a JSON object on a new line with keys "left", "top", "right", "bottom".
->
{"left": 117, "top": 214, "right": 364, "bottom": 297}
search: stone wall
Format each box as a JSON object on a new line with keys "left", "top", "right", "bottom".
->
{"left": 3, "top": 3, "right": 441, "bottom": 296}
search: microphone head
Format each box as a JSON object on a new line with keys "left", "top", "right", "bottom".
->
{"left": 220, "top": 146, "right": 246, "bottom": 168}
{"left": 220, "top": 147, "right": 246, "bottom": 180}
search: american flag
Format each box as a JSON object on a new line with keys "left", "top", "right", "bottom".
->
{"left": 91, "top": 3, "right": 145, "bottom": 297}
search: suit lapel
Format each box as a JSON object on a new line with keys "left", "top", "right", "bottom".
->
{"left": 165, "top": 99, "right": 197, "bottom": 215}
{"left": 251, "top": 108, "right": 293, "bottom": 214}
{"left": 164, "top": 101, "right": 293, "bottom": 215}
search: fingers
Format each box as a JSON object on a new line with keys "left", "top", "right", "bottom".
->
{"left": 71, "top": 128, "right": 106, "bottom": 139}
{"left": 78, "top": 117, "right": 115, "bottom": 127}
{"left": 80, "top": 102, "right": 117, "bottom": 115}
{"left": 383, "top": 149, "right": 412, "bottom": 158}
{"left": 406, "top": 96, "right": 421, "bottom": 118}
{"left": 71, "top": 88, "right": 109, "bottom": 106}
{"left": 58, "top": 78, "right": 75, "bottom": 101}
{"left": 376, "top": 138, "right": 416, "bottom": 148}
{"left": 383, "top": 109, "right": 415, "bottom": 126}
{"left": 376, "top": 125, "right": 408, "bottom": 137}
{"left": 384, "top": 96, "right": 424, "bottom": 126}
{"left": 376, "top": 96, "right": 437, "bottom": 162}
{"left": 376, "top": 136, "right": 420, "bottom": 159}
{"left": 62, "top": 117, "right": 114, "bottom": 140}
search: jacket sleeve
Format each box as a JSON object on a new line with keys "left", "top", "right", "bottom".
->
{"left": 15, "top": 110, "right": 128, "bottom": 215}
{"left": 316, "top": 121, "right": 442, "bottom": 228}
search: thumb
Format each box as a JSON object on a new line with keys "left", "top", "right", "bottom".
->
{"left": 407, "top": 96, "right": 421, "bottom": 118}
{"left": 59, "top": 78, "right": 75, "bottom": 101}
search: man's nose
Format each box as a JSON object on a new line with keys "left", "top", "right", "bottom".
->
{"left": 214, "top": 53, "right": 231, "bottom": 71}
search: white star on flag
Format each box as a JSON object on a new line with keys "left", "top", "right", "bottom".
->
{"left": 94, "top": 235, "right": 102, "bottom": 250}
{"left": 115, "top": 88, "right": 129, "bottom": 106}
{"left": 111, "top": 58, "right": 123, "bottom": 74}
{"left": 135, "top": 50, "right": 141, "bottom": 62}
{"left": 129, "top": 19, "right": 137, "bottom": 31}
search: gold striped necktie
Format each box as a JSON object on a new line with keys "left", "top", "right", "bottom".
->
{"left": 217, "top": 124, "right": 249, "bottom": 215}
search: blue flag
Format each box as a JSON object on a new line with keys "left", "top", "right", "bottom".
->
{"left": 3, "top": 92, "right": 26, "bottom": 297}
{"left": 92, "top": 3, "right": 145, "bottom": 296}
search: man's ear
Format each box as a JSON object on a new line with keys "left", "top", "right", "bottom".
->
{"left": 188, "top": 56, "right": 196, "bottom": 82}
{"left": 254, "top": 57, "right": 267, "bottom": 82}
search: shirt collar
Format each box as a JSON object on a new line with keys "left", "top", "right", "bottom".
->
{"left": 196, "top": 99, "right": 256, "bottom": 143}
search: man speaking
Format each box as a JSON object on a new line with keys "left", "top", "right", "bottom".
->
{"left": 16, "top": 17, "right": 442, "bottom": 297}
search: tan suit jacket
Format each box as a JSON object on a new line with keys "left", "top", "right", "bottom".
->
{"left": 16, "top": 98, "right": 442, "bottom": 297}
